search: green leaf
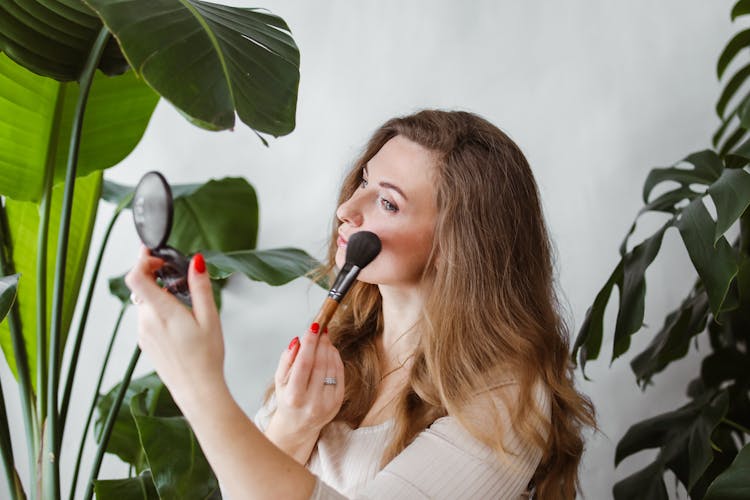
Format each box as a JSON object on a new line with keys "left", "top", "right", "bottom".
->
{"left": 640, "top": 187, "right": 698, "bottom": 215}
{"left": 130, "top": 391, "right": 220, "bottom": 500}
{"left": 615, "top": 392, "right": 729, "bottom": 493}
{"left": 108, "top": 274, "right": 132, "bottom": 305}
{"left": 631, "top": 288, "right": 709, "bottom": 386}
{"left": 732, "top": 0, "right": 750, "bottom": 20}
{"left": 103, "top": 177, "right": 257, "bottom": 254}
{"left": 0, "top": 171, "right": 101, "bottom": 384}
{"left": 642, "top": 151, "right": 723, "bottom": 204}
{"left": 612, "top": 222, "right": 672, "bottom": 360}
{"left": 718, "top": 28, "right": 750, "bottom": 79}
{"left": 0, "top": 274, "right": 19, "bottom": 324}
{"left": 204, "top": 247, "right": 322, "bottom": 286}
{"left": 705, "top": 442, "right": 750, "bottom": 500}
{"left": 84, "top": 0, "right": 300, "bottom": 135}
{"left": 716, "top": 61, "right": 750, "bottom": 118}
{"left": 613, "top": 461, "right": 668, "bottom": 500}
{"left": 94, "top": 471, "right": 159, "bottom": 500}
{"left": 169, "top": 178, "right": 258, "bottom": 254}
{"left": 0, "top": 0, "right": 128, "bottom": 80}
{"left": 573, "top": 261, "right": 623, "bottom": 374}
{"left": 0, "top": 53, "right": 159, "bottom": 202}
{"left": 676, "top": 198, "right": 738, "bottom": 315}
{"left": 95, "top": 372, "right": 180, "bottom": 471}
{"left": 707, "top": 168, "right": 750, "bottom": 244}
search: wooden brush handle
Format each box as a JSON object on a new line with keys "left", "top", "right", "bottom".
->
{"left": 312, "top": 297, "right": 340, "bottom": 332}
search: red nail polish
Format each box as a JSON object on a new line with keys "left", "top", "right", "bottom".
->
{"left": 310, "top": 322, "right": 320, "bottom": 334}
{"left": 288, "top": 337, "right": 299, "bottom": 350}
{"left": 193, "top": 253, "right": 206, "bottom": 273}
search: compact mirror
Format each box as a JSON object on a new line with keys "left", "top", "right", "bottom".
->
{"left": 132, "top": 171, "right": 192, "bottom": 306}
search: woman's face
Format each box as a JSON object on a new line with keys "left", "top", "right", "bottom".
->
{"left": 336, "top": 135, "right": 438, "bottom": 286}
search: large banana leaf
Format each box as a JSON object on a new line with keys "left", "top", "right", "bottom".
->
{"left": 0, "top": 172, "right": 101, "bottom": 384}
{"left": 94, "top": 471, "right": 159, "bottom": 500}
{"left": 0, "top": 0, "right": 128, "bottom": 80}
{"left": 130, "top": 391, "right": 220, "bottom": 500}
{"left": 94, "top": 372, "right": 179, "bottom": 471}
{"left": 103, "top": 177, "right": 259, "bottom": 254}
{"left": 0, "top": 53, "right": 159, "bottom": 202}
{"left": 85, "top": 0, "right": 300, "bottom": 135}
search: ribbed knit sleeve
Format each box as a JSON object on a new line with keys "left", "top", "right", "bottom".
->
{"left": 309, "top": 383, "right": 549, "bottom": 500}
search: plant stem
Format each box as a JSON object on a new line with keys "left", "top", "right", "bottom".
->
{"left": 82, "top": 346, "right": 141, "bottom": 500}
{"left": 44, "top": 26, "right": 110, "bottom": 500}
{"left": 0, "top": 374, "right": 26, "bottom": 499}
{"left": 0, "top": 201, "right": 38, "bottom": 497}
{"left": 67, "top": 304, "right": 126, "bottom": 500}
{"left": 723, "top": 417, "right": 750, "bottom": 436}
{"left": 59, "top": 206, "right": 124, "bottom": 441}
{"left": 740, "top": 208, "right": 750, "bottom": 256}
{"left": 37, "top": 84, "right": 66, "bottom": 430}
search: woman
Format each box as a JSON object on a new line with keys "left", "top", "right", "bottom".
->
{"left": 126, "top": 109, "right": 595, "bottom": 499}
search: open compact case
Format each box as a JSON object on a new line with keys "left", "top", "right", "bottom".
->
{"left": 132, "top": 171, "right": 192, "bottom": 306}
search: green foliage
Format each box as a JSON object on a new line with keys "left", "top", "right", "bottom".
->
{"left": 704, "top": 443, "right": 750, "bottom": 499}
{"left": 573, "top": 2, "right": 750, "bottom": 497}
{"left": 0, "top": 1, "right": 303, "bottom": 498}
{"left": 0, "top": 275, "right": 18, "bottom": 324}
{"left": 84, "top": 0, "right": 300, "bottom": 136}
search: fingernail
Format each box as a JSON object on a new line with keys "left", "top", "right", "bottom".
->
{"left": 193, "top": 253, "right": 206, "bottom": 273}
{"left": 288, "top": 337, "right": 299, "bottom": 350}
{"left": 310, "top": 322, "right": 320, "bottom": 334}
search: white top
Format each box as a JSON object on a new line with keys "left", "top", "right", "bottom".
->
{"left": 254, "top": 382, "right": 548, "bottom": 500}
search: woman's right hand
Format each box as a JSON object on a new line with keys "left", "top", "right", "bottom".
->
{"left": 264, "top": 322, "right": 345, "bottom": 463}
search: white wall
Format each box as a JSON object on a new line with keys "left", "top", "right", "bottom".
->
{"left": 1, "top": 1, "right": 739, "bottom": 498}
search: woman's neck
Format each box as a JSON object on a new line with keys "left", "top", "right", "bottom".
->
{"left": 377, "top": 284, "right": 424, "bottom": 372}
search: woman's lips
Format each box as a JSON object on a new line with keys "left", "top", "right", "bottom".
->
{"left": 337, "top": 234, "right": 347, "bottom": 247}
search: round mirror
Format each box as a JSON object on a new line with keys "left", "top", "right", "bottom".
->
{"left": 133, "top": 171, "right": 173, "bottom": 249}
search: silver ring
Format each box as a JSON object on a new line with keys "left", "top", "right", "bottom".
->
{"left": 129, "top": 292, "right": 142, "bottom": 305}
{"left": 323, "top": 377, "right": 337, "bottom": 386}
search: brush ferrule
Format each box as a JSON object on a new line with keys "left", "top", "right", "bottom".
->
{"left": 328, "top": 263, "right": 362, "bottom": 302}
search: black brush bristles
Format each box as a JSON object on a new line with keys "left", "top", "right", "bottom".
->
{"left": 327, "top": 231, "right": 382, "bottom": 301}
{"left": 345, "top": 231, "right": 382, "bottom": 268}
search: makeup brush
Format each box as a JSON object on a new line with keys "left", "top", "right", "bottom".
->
{"left": 312, "top": 231, "right": 381, "bottom": 330}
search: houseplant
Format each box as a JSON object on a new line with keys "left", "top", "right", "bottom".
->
{"left": 573, "top": 2, "right": 750, "bottom": 498}
{"left": 0, "top": 1, "right": 317, "bottom": 498}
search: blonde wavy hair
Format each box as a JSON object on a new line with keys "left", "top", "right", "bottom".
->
{"left": 269, "top": 109, "right": 595, "bottom": 499}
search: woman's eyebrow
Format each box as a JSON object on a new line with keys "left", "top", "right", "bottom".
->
{"left": 363, "top": 166, "right": 409, "bottom": 201}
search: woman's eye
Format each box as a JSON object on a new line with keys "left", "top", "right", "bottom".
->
{"left": 359, "top": 177, "right": 368, "bottom": 188}
{"left": 379, "top": 196, "right": 398, "bottom": 213}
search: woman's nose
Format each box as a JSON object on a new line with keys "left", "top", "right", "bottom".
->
{"left": 336, "top": 193, "right": 364, "bottom": 226}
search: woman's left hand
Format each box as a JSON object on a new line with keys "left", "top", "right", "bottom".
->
{"left": 125, "top": 245, "right": 225, "bottom": 411}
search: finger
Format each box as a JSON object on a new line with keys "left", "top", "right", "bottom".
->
{"left": 287, "top": 322, "right": 322, "bottom": 390}
{"left": 333, "top": 346, "right": 345, "bottom": 401}
{"left": 125, "top": 247, "right": 172, "bottom": 307}
{"left": 275, "top": 337, "right": 300, "bottom": 386}
{"left": 310, "top": 335, "right": 329, "bottom": 395}
{"left": 187, "top": 253, "right": 219, "bottom": 329}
